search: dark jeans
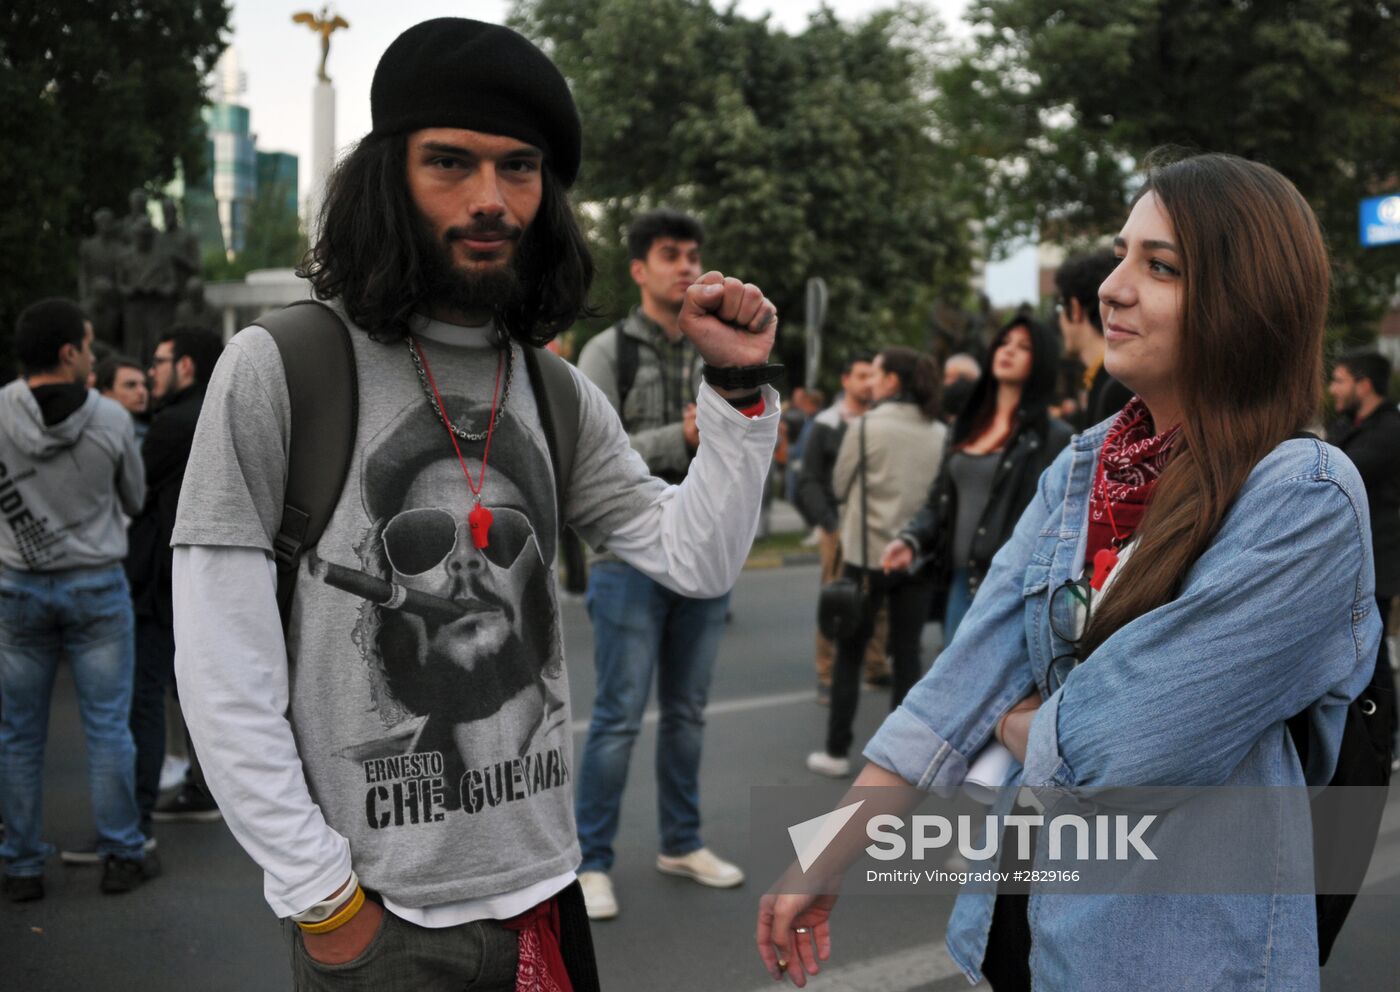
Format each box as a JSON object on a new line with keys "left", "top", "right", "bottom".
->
{"left": 284, "top": 883, "right": 599, "bottom": 992}
{"left": 825, "top": 565, "right": 934, "bottom": 758}
{"left": 129, "top": 616, "right": 208, "bottom": 833}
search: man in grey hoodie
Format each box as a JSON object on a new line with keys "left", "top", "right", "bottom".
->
{"left": 0, "top": 298, "right": 147, "bottom": 902}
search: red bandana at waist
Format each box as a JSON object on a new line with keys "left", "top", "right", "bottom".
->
{"left": 503, "top": 896, "right": 571, "bottom": 992}
{"left": 1085, "top": 398, "right": 1181, "bottom": 572}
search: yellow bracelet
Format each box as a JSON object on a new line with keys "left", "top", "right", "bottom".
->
{"left": 297, "top": 885, "right": 366, "bottom": 934}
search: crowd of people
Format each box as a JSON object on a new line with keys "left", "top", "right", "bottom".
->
{"left": 1, "top": 15, "right": 1397, "bottom": 992}
{"left": 0, "top": 306, "right": 225, "bottom": 902}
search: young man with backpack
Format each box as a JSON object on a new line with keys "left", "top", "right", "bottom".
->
{"left": 572, "top": 211, "right": 747, "bottom": 921}
{"left": 170, "top": 20, "right": 779, "bottom": 990}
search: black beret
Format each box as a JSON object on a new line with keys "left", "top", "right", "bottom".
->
{"left": 370, "top": 18, "right": 581, "bottom": 188}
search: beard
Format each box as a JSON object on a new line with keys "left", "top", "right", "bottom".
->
{"left": 414, "top": 207, "right": 536, "bottom": 316}
{"left": 378, "top": 592, "right": 538, "bottom": 724}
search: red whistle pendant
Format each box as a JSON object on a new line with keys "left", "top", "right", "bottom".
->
{"left": 1089, "top": 546, "right": 1119, "bottom": 591}
{"left": 468, "top": 503, "right": 494, "bottom": 549}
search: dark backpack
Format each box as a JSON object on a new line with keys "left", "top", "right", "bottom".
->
{"left": 614, "top": 320, "right": 640, "bottom": 413}
{"left": 1286, "top": 661, "right": 1393, "bottom": 965}
{"left": 251, "top": 300, "right": 581, "bottom": 626}
{"left": 1273, "top": 431, "right": 1395, "bottom": 964}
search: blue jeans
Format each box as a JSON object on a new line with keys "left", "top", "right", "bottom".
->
{"left": 942, "top": 567, "right": 975, "bottom": 645}
{"left": 575, "top": 561, "right": 730, "bottom": 872}
{"left": 0, "top": 566, "right": 145, "bottom": 876}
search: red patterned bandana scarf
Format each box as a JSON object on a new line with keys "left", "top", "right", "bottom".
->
{"left": 503, "top": 896, "right": 571, "bottom": 992}
{"left": 1085, "top": 398, "right": 1181, "bottom": 583}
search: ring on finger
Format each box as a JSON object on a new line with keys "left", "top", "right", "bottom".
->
{"left": 794, "top": 927, "right": 810, "bottom": 935}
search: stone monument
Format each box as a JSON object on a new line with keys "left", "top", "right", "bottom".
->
{"left": 78, "top": 207, "right": 123, "bottom": 303}
{"left": 121, "top": 188, "right": 150, "bottom": 245}
{"left": 84, "top": 276, "right": 124, "bottom": 350}
{"left": 117, "top": 217, "right": 177, "bottom": 361}
{"left": 159, "top": 196, "right": 203, "bottom": 286}
{"left": 294, "top": 5, "right": 348, "bottom": 242}
{"left": 173, "top": 277, "right": 220, "bottom": 335}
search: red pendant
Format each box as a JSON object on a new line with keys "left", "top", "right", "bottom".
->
{"left": 1089, "top": 546, "right": 1119, "bottom": 591}
{"left": 468, "top": 504, "right": 494, "bottom": 549}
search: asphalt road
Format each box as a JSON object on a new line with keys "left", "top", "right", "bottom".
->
{"left": 3, "top": 563, "right": 1398, "bottom": 991}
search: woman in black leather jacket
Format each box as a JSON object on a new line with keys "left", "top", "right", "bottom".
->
{"left": 886, "top": 316, "right": 1074, "bottom": 641}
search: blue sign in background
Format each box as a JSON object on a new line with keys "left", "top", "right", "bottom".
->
{"left": 1360, "top": 194, "right": 1400, "bottom": 247}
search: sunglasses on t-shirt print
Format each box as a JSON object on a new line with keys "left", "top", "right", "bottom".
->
{"left": 381, "top": 505, "right": 540, "bottom": 577}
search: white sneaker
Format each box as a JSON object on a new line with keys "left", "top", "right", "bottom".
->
{"left": 159, "top": 755, "right": 190, "bottom": 792}
{"left": 806, "top": 751, "right": 852, "bottom": 777}
{"left": 655, "top": 847, "right": 745, "bottom": 888}
{"left": 578, "top": 870, "right": 618, "bottom": 920}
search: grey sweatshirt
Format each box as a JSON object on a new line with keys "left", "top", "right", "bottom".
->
{"left": 0, "top": 380, "right": 145, "bottom": 571}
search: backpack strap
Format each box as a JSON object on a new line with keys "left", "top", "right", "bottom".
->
{"left": 250, "top": 300, "right": 358, "bottom": 626}
{"left": 521, "top": 345, "right": 581, "bottom": 526}
{"left": 615, "top": 322, "right": 640, "bottom": 415}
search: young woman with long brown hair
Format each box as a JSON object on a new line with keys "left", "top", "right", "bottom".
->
{"left": 756, "top": 153, "right": 1383, "bottom": 990}
{"left": 889, "top": 316, "right": 1072, "bottom": 642}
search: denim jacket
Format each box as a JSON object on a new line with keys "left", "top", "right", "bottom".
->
{"left": 865, "top": 419, "right": 1381, "bottom": 991}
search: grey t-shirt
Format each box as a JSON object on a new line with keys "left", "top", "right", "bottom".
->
{"left": 948, "top": 449, "right": 1000, "bottom": 570}
{"left": 172, "top": 312, "right": 662, "bottom": 906}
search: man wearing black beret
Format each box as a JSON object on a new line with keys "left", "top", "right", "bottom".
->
{"left": 169, "top": 17, "right": 782, "bottom": 991}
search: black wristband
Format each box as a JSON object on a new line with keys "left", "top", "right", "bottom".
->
{"left": 722, "top": 389, "right": 763, "bottom": 409}
{"left": 701, "top": 362, "right": 785, "bottom": 390}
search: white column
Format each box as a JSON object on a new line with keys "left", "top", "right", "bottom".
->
{"left": 307, "top": 80, "right": 336, "bottom": 244}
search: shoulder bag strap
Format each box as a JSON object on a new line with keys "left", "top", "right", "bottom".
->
{"left": 859, "top": 415, "right": 870, "bottom": 586}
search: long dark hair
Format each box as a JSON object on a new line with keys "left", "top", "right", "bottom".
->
{"left": 952, "top": 315, "right": 1060, "bottom": 446}
{"left": 877, "top": 346, "right": 940, "bottom": 420}
{"left": 1082, "top": 153, "right": 1329, "bottom": 655}
{"left": 298, "top": 132, "right": 593, "bottom": 346}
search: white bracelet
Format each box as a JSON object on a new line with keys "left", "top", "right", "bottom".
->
{"left": 290, "top": 870, "right": 359, "bottom": 924}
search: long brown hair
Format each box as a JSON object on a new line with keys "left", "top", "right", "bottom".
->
{"left": 1082, "top": 153, "right": 1329, "bottom": 655}
{"left": 298, "top": 132, "right": 593, "bottom": 347}
{"left": 952, "top": 315, "right": 1061, "bottom": 448}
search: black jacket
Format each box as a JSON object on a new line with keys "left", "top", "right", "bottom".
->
{"left": 126, "top": 384, "right": 206, "bottom": 623}
{"left": 1327, "top": 403, "right": 1400, "bottom": 597}
{"left": 795, "top": 410, "right": 848, "bottom": 532}
{"left": 900, "top": 410, "right": 1073, "bottom": 595}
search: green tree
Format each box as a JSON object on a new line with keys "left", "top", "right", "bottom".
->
{"left": 0, "top": 0, "right": 229, "bottom": 374}
{"left": 941, "top": 0, "right": 1400, "bottom": 344}
{"left": 510, "top": 0, "right": 975, "bottom": 387}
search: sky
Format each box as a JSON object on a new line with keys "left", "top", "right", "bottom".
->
{"left": 226, "top": 0, "right": 1038, "bottom": 304}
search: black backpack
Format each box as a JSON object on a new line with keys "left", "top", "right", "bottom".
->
{"left": 614, "top": 320, "right": 641, "bottom": 412}
{"left": 250, "top": 300, "right": 581, "bottom": 625}
{"left": 1286, "top": 657, "right": 1393, "bottom": 964}
{"left": 1270, "top": 431, "right": 1394, "bottom": 964}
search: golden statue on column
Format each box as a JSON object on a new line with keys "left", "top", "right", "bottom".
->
{"left": 292, "top": 5, "right": 350, "bottom": 83}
